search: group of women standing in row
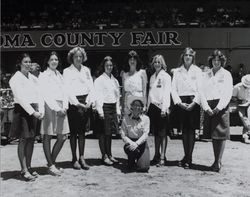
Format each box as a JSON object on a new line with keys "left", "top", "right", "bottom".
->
{"left": 8, "top": 46, "right": 233, "bottom": 181}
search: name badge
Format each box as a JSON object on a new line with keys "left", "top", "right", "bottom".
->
{"left": 191, "top": 76, "right": 196, "bottom": 80}
{"left": 157, "top": 79, "right": 162, "bottom": 88}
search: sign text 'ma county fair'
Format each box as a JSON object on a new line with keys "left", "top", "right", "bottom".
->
{"left": 0, "top": 30, "right": 182, "bottom": 51}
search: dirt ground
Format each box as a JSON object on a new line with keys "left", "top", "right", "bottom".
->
{"left": 1, "top": 127, "right": 250, "bottom": 197}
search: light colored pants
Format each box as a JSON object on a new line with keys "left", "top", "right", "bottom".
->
{"left": 238, "top": 105, "right": 250, "bottom": 135}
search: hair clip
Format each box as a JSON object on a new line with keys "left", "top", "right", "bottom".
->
{"left": 104, "top": 56, "right": 112, "bottom": 60}
{"left": 129, "top": 50, "right": 137, "bottom": 57}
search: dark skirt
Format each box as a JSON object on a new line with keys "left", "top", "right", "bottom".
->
{"left": 124, "top": 138, "right": 150, "bottom": 171}
{"left": 96, "top": 103, "right": 118, "bottom": 136}
{"left": 148, "top": 103, "right": 169, "bottom": 136}
{"left": 67, "top": 95, "right": 90, "bottom": 135}
{"left": 177, "top": 95, "right": 200, "bottom": 132}
{"left": 203, "top": 99, "right": 230, "bottom": 140}
{"left": 9, "top": 103, "right": 39, "bottom": 139}
{"left": 169, "top": 100, "right": 181, "bottom": 130}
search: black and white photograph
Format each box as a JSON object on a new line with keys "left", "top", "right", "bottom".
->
{"left": 1, "top": 0, "right": 250, "bottom": 196}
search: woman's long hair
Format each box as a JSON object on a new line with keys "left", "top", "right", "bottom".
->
{"left": 15, "top": 53, "right": 30, "bottom": 71}
{"left": 43, "top": 51, "right": 62, "bottom": 73}
{"left": 208, "top": 49, "right": 227, "bottom": 68}
{"left": 122, "top": 50, "right": 143, "bottom": 72}
{"left": 178, "top": 47, "right": 196, "bottom": 67}
{"left": 95, "top": 56, "right": 118, "bottom": 78}
{"left": 151, "top": 54, "right": 167, "bottom": 72}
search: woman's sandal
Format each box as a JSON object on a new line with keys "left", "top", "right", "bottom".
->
{"left": 210, "top": 162, "right": 222, "bottom": 172}
{"left": 178, "top": 157, "right": 187, "bottom": 167}
{"left": 79, "top": 159, "right": 90, "bottom": 170}
{"left": 150, "top": 156, "right": 160, "bottom": 166}
{"left": 156, "top": 158, "right": 166, "bottom": 167}
{"left": 28, "top": 168, "right": 39, "bottom": 178}
{"left": 20, "top": 171, "right": 36, "bottom": 182}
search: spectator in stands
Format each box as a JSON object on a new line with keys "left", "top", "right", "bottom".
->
{"left": 1, "top": 72, "right": 11, "bottom": 88}
{"left": 147, "top": 54, "right": 171, "bottom": 167}
{"left": 121, "top": 50, "right": 147, "bottom": 115}
{"left": 2, "top": 1, "right": 250, "bottom": 30}
{"left": 63, "top": 47, "right": 95, "bottom": 170}
{"left": 200, "top": 49, "right": 233, "bottom": 172}
{"left": 94, "top": 56, "right": 121, "bottom": 165}
{"left": 8, "top": 53, "right": 44, "bottom": 181}
{"left": 39, "top": 51, "right": 70, "bottom": 176}
{"left": 232, "top": 74, "right": 250, "bottom": 144}
{"left": 172, "top": 47, "right": 202, "bottom": 169}
{"left": 120, "top": 95, "right": 150, "bottom": 172}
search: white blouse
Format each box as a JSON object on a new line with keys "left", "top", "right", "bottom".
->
{"left": 148, "top": 69, "right": 171, "bottom": 113}
{"left": 123, "top": 71, "right": 144, "bottom": 96}
{"left": 63, "top": 64, "right": 94, "bottom": 106}
{"left": 9, "top": 71, "right": 44, "bottom": 115}
{"left": 171, "top": 64, "right": 202, "bottom": 105}
{"left": 200, "top": 67, "right": 233, "bottom": 111}
{"left": 94, "top": 73, "right": 121, "bottom": 116}
{"left": 39, "top": 68, "right": 68, "bottom": 111}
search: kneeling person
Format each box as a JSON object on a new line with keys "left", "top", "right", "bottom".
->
{"left": 120, "top": 96, "right": 150, "bottom": 172}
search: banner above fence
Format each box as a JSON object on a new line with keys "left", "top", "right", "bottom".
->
{"left": 1, "top": 28, "right": 250, "bottom": 51}
{"left": 0, "top": 29, "right": 188, "bottom": 51}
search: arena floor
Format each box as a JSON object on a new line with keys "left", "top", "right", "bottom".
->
{"left": 1, "top": 127, "right": 250, "bottom": 197}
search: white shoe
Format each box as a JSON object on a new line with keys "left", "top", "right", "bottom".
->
{"left": 57, "top": 167, "right": 64, "bottom": 173}
{"left": 47, "top": 165, "right": 61, "bottom": 176}
{"left": 243, "top": 134, "right": 250, "bottom": 144}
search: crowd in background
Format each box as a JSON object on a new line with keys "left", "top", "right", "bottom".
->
{"left": 2, "top": 0, "right": 250, "bottom": 31}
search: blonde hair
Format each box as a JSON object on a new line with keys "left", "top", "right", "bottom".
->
{"left": 179, "top": 47, "right": 196, "bottom": 67}
{"left": 151, "top": 54, "right": 167, "bottom": 71}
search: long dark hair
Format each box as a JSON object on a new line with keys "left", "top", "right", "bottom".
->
{"left": 122, "top": 50, "right": 143, "bottom": 72}
{"left": 16, "top": 53, "right": 31, "bottom": 71}
{"left": 208, "top": 49, "right": 227, "bottom": 68}
{"left": 43, "top": 51, "right": 62, "bottom": 73}
{"left": 95, "top": 56, "right": 118, "bottom": 78}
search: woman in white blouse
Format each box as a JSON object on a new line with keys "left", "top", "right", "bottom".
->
{"left": 122, "top": 50, "right": 147, "bottom": 114}
{"left": 39, "top": 51, "right": 70, "bottom": 176}
{"left": 63, "top": 47, "right": 94, "bottom": 170}
{"left": 120, "top": 96, "right": 150, "bottom": 172}
{"left": 9, "top": 53, "right": 44, "bottom": 181}
{"left": 147, "top": 55, "right": 171, "bottom": 167}
{"left": 94, "top": 56, "right": 121, "bottom": 165}
{"left": 200, "top": 50, "right": 233, "bottom": 172}
{"left": 172, "top": 47, "right": 202, "bottom": 169}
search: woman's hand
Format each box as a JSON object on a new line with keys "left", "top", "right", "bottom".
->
{"left": 128, "top": 141, "right": 138, "bottom": 151}
{"left": 99, "top": 113, "right": 104, "bottom": 119}
{"left": 77, "top": 103, "right": 87, "bottom": 109}
{"left": 32, "top": 111, "right": 42, "bottom": 119}
{"left": 212, "top": 107, "right": 220, "bottom": 115}
{"left": 186, "top": 102, "right": 196, "bottom": 111}
{"left": 206, "top": 108, "right": 214, "bottom": 116}
{"left": 178, "top": 102, "right": 188, "bottom": 110}
{"left": 57, "top": 109, "right": 66, "bottom": 117}
{"left": 161, "top": 111, "right": 166, "bottom": 118}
